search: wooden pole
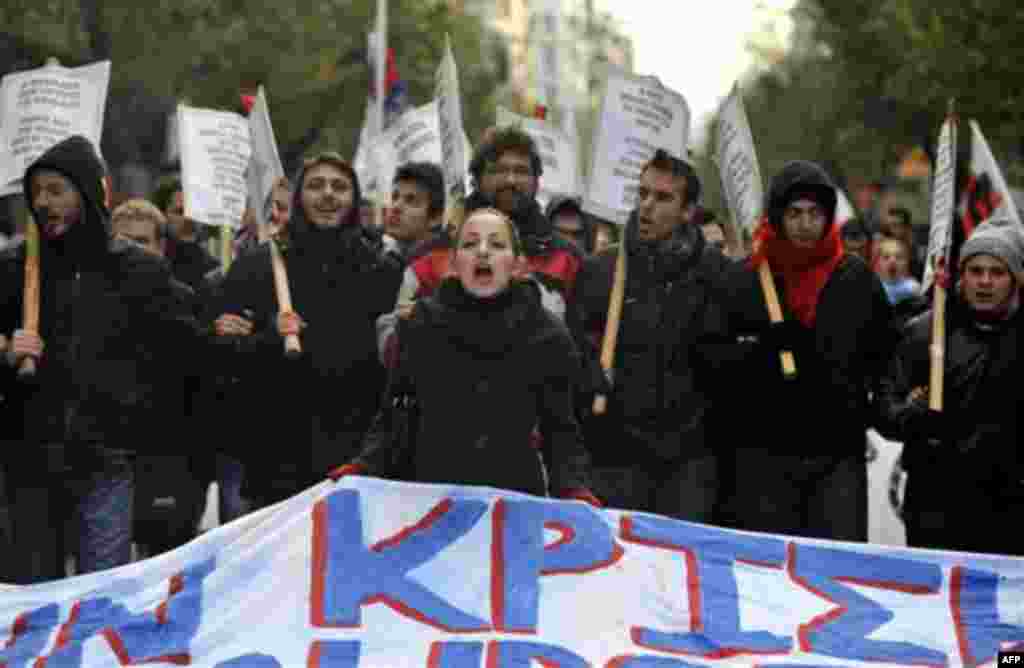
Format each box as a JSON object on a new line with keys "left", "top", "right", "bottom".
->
{"left": 220, "top": 224, "right": 233, "bottom": 272}
{"left": 592, "top": 240, "right": 627, "bottom": 415}
{"left": 928, "top": 284, "right": 946, "bottom": 410}
{"left": 18, "top": 221, "right": 40, "bottom": 378}
{"left": 270, "top": 238, "right": 302, "bottom": 358}
{"left": 928, "top": 99, "right": 957, "bottom": 412}
{"left": 758, "top": 261, "right": 797, "bottom": 379}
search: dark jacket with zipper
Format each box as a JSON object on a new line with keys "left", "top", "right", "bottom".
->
{"left": 217, "top": 170, "right": 403, "bottom": 500}
{"left": 0, "top": 136, "right": 196, "bottom": 481}
{"left": 355, "top": 278, "right": 591, "bottom": 496}
{"left": 877, "top": 301, "right": 1024, "bottom": 486}
{"left": 573, "top": 214, "right": 732, "bottom": 464}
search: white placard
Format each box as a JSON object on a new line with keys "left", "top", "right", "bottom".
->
{"left": 922, "top": 117, "right": 957, "bottom": 293}
{"left": 496, "top": 106, "right": 579, "bottom": 208}
{"left": 370, "top": 101, "right": 443, "bottom": 194}
{"left": 178, "top": 104, "right": 252, "bottom": 228}
{"left": 436, "top": 34, "right": 467, "bottom": 200}
{"left": 713, "top": 84, "right": 763, "bottom": 238}
{"left": 0, "top": 60, "right": 111, "bottom": 188}
{"left": 584, "top": 66, "right": 691, "bottom": 224}
{"left": 246, "top": 86, "right": 285, "bottom": 222}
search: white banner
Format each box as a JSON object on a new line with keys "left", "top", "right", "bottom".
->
{"left": 922, "top": 117, "right": 957, "bottom": 293}
{"left": 714, "top": 84, "right": 763, "bottom": 239}
{"left": 584, "top": 66, "right": 691, "bottom": 225}
{"left": 177, "top": 104, "right": 252, "bottom": 228}
{"left": 2, "top": 476, "right": 1023, "bottom": 667}
{"left": 436, "top": 34, "right": 467, "bottom": 200}
{"left": 496, "top": 106, "right": 579, "bottom": 208}
{"left": 0, "top": 60, "right": 111, "bottom": 188}
{"left": 246, "top": 86, "right": 285, "bottom": 223}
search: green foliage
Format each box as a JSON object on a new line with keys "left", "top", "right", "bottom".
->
{"left": 703, "top": 0, "right": 1024, "bottom": 226}
{"left": 0, "top": 0, "right": 501, "bottom": 177}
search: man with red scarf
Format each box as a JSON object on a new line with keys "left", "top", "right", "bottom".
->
{"left": 718, "top": 160, "right": 896, "bottom": 541}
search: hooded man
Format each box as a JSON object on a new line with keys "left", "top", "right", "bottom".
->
{"left": 718, "top": 160, "right": 896, "bottom": 541}
{"left": 212, "top": 152, "right": 402, "bottom": 507}
{"left": 0, "top": 136, "right": 196, "bottom": 581}
{"left": 376, "top": 126, "right": 582, "bottom": 365}
{"left": 573, "top": 149, "right": 732, "bottom": 521}
{"left": 546, "top": 195, "right": 594, "bottom": 254}
{"left": 878, "top": 217, "right": 1024, "bottom": 554}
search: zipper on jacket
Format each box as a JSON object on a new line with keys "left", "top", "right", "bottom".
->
{"left": 64, "top": 271, "right": 82, "bottom": 439}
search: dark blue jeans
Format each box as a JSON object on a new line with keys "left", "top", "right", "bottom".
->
{"left": 76, "top": 450, "right": 135, "bottom": 574}
{"left": 7, "top": 445, "right": 134, "bottom": 582}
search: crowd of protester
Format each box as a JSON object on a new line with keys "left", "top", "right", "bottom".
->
{"left": 1, "top": 125, "right": 1021, "bottom": 584}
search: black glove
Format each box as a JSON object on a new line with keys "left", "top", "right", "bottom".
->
{"left": 904, "top": 407, "right": 949, "bottom": 443}
{"left": 760, "top": 319, "right": 805, "bottom": 353}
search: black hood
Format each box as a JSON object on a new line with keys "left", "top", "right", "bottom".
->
{"left": 23, "top": 135, "right": 110, "bottom": 264}
{"left": 765, "top": 160, "right": 838, "bottom": 231}
{"left": 545, "top": 194, "right": 595, "bottom": 253}
{"left": 287, "top": 159, "right": 364, "bottom": 251}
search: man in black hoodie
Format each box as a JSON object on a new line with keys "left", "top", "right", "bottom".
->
{"left": 574, "top": 149, "right": 732, "bottom": 521}
{"left": 717, "top": 160, "right": 896, "bottom": 541}
{"left": 0, "top": 136, "right": 196, "bottom": 581}
{"left": 213, "top": 152, "right": 402, "bottom": 507}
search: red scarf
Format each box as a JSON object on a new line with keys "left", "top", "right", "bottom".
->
{"left": 750, "top": 217, "right": 845, "bottom": 327}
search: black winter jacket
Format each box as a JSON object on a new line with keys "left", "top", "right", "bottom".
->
{"left": 877, "top": 302, "right": 1024, "bottom": 485}
{"left": 0, "top": 136, "right": 196, "bottom": 478}
{"left": 573, "top": 215, "right": 732, "bottom": 464}
{"left": 217, "top": 179, "right": 402, "bottom": 499}
{"left": 355, "top": 279, "right": 591, "bottom": 496}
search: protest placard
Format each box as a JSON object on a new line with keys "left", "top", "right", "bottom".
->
{"left": 584, "top": 66, "right": 690, "bottom": 225}
{"left": 246, "top": 86, "right": 285, "bottom": 224}
{"left": 370, "top": 101, "right": 443, "bottom": 193}
{"left": 0, "top": 60, "right": 110, "bottom": 188}
{"left": 496, "top": 106, "right": 579, "bottom": 208}
{"left": 921, "top": 117, "right": 957, "bottom": 293}
{"left": 178, "top": 104, "right": 251, "bottom": 228}
{"left": 714, "top": 84, "right": 763, "bottom": 241}
{"left": 436, "top": 34, "right": 467, "bottom": 200}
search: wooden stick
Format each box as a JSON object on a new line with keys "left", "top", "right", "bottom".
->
{"left": 18, "top": 221, "right": 40, "bottom": 378}
{"left": 758, "top": 261, "right": 797, "bottom": 379}
{"left": 928, "top": 283, "right": 946, "bottom": 411}
{"left": 270, "top": 238, "right": 302, "bottom": 358}
{"left": 220, "top": 224, "right": 233, "bottom": 272}
{"left": 593, "top": 241, "right": 627, "bottom": 415}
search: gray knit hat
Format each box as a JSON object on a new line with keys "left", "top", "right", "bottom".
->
{"left": 959, "top": 216, "right": 1024, "bottom": 276}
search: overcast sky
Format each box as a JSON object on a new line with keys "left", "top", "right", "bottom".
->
{"left": 600, "top": 0, "right": 797, "bottom": 148}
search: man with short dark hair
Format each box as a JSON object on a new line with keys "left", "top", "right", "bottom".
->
{"left": 384, "top": 161, "right": 445, "bottom": 260}
{"left": 151, "top": 175, "right": 219, "bottom": 291}
{"left": 1, "top": 136, "right": 196, "bottom": 581}
{"left": 840, "top": 217, "right": 872, "bottom": 264}
{"left": 574, "top": 149, "right": 731, "bottom": 521}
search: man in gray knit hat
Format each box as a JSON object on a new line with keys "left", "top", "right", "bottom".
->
{"left": 878, "top": 216, "right": 1024, "bottom": 554}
